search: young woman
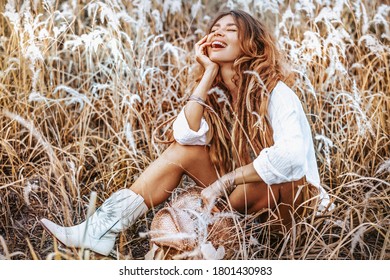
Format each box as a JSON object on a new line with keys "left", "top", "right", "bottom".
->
{"left": 41, "top": 9, "right": 332, "bottom": 256}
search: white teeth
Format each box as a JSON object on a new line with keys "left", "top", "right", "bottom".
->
{"left": 212, "top": 41, "right": 227, "bottom": 48}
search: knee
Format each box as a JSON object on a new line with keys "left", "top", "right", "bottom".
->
{"left": 162, "top": 142, "right": 209, "bottom": 167}
{"left": 229, "top": 183, "right": 280, "bottom": 214}
{"left": 167, "top": 141, "right": 208, "bottom": 155}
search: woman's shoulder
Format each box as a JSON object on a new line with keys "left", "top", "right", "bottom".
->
{"left": 271, "top": 81, "right": 296, "bottom": 99}
{"left": 269, "top": 81, "right": 300, "bottom": 108}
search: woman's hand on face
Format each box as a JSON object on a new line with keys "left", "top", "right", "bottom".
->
{"left": 195, "top": 35, "right": 219, "bottom": 73}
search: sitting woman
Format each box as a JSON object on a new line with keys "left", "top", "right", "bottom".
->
{"left": 41, "top": 9, "right": 332, "bottom": 256}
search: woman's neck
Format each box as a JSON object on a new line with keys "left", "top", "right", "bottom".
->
{"left": 219, "top": 63, "right": 238, "bottom": 104}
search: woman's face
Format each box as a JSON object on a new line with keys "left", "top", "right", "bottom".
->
{"left": 206, "top": 15, "right": 242, "bottom": 65}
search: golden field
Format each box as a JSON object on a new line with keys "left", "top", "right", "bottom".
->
{"left": 0, "top": 0, "right": 389, "bottom": 259}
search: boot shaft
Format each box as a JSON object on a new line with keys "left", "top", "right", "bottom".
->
{"left": 88, "top": 189, "right": 148, "bottom": 238}
{"left": 41, "top": 189, "right": 148, "bottom": 256}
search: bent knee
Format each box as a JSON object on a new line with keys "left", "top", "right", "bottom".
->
{"left": 162, "top": 142, "right": 210, "bottom": 166}
{"left": 168, "top": 142, "right": 209, "bottom": 156}
{"left": 228, "top": 183, "right": 280, "bottom": 214}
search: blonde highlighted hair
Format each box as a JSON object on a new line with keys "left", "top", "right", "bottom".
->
{"left": 201, "top": 9, "right": 294, "bottom": 174}
{"left": 157, "top": 9, "right": 294, "bottom": 175}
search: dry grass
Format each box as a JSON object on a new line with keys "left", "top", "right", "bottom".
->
{"left": 0, "top": 0, "right": 389, "bottom": 260}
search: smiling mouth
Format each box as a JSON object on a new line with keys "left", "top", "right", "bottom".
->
{"left": 211, "top": 41, "right": 227, "bottom": 49}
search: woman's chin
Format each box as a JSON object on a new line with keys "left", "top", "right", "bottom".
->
{"left": 209, "top": 56, "right": 232, "bottom": 65}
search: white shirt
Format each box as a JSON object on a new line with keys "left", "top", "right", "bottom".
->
{"left": 172, "top": 81, "right": 332, "bottom": 212}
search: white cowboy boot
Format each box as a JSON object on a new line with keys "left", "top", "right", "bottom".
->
{"left": 40, "top": 189, "right": 148, "bottom": 256}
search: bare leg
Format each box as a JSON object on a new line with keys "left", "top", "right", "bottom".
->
{"left": 130, "top": 142, "right": 218, "bottom": 208}
{"left": 130, "top": 141, "right": 308, "bottom": 229}
{"left": 228, "top": 178, "right": 308, "bottom": 229}
{"left": 39, "top": 142, "right": 218, "bottom": 256}
{"left": 228, "top": 182, "right": 280, "bottom": 214}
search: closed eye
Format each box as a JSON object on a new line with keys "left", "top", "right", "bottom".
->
{"left": 210, "top": 29, "right": 237, "bottom": 33}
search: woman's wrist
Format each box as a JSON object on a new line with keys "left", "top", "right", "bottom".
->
{"left": 221, "top": 170, "right": 237, "bottom": 194}
{"left": 191, "top": 68, "right": 217, "bottom": 101}
{"left": 204, "top": 66, "right": 218, "bottom": 78}
{"left": 188, "top": 95, "right": 206, "bottom": 107}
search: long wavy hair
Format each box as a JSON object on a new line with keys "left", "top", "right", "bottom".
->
{"left": 156, "top": 10, "right": 294, "bottom": 175}
{"left": 197, "top": 9, "right": 294, "bottom": 174}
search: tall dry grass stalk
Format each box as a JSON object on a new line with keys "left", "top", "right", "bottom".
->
{"left": 0, "top": 0, "right": 389, "bottom": 259}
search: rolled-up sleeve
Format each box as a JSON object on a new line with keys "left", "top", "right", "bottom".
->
{"left": 253, "top": 88, "right": 308, "bottom": 185}
{"left": 172, "top": 106, "right": 210, "bottom": 145}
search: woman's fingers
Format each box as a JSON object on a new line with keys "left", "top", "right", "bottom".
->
{"left": 201, "top": 42, "right": 211, "bottom": 51}
{"left": 196, "top": 39, "right": 210, "bottom": 54}
{"left": 195, "top": 35, "right": 210, "bottom": 52}
{"left": 197, "top": 44, "right": 210, "bottom": 57}
{"left": 194, "top": 35, "right": 218, "bottom": 71}
{"left": 195, "top": 35, "right": 208, "bottom": 46}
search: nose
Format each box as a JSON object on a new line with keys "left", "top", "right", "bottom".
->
{"left": 213, "top": 28, "right": 225, "bottom": 37}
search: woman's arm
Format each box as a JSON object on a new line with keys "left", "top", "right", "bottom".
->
{"left": 233, "top": 163, "right": 263, "bottom": 185}
{"left": 184, "top": 35, "right": 219, "bottom": 131}
{"left": 184, "top": 67, "right": 218, "bottom": 131}
{"left": 200, "top": 163, "right": 264, "bottom": 208}
{"left": 252, "top": 84, "right": 307, "bottom": 185}
{"left": 201, "top": 83, "right": 310, "bottom": 206}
